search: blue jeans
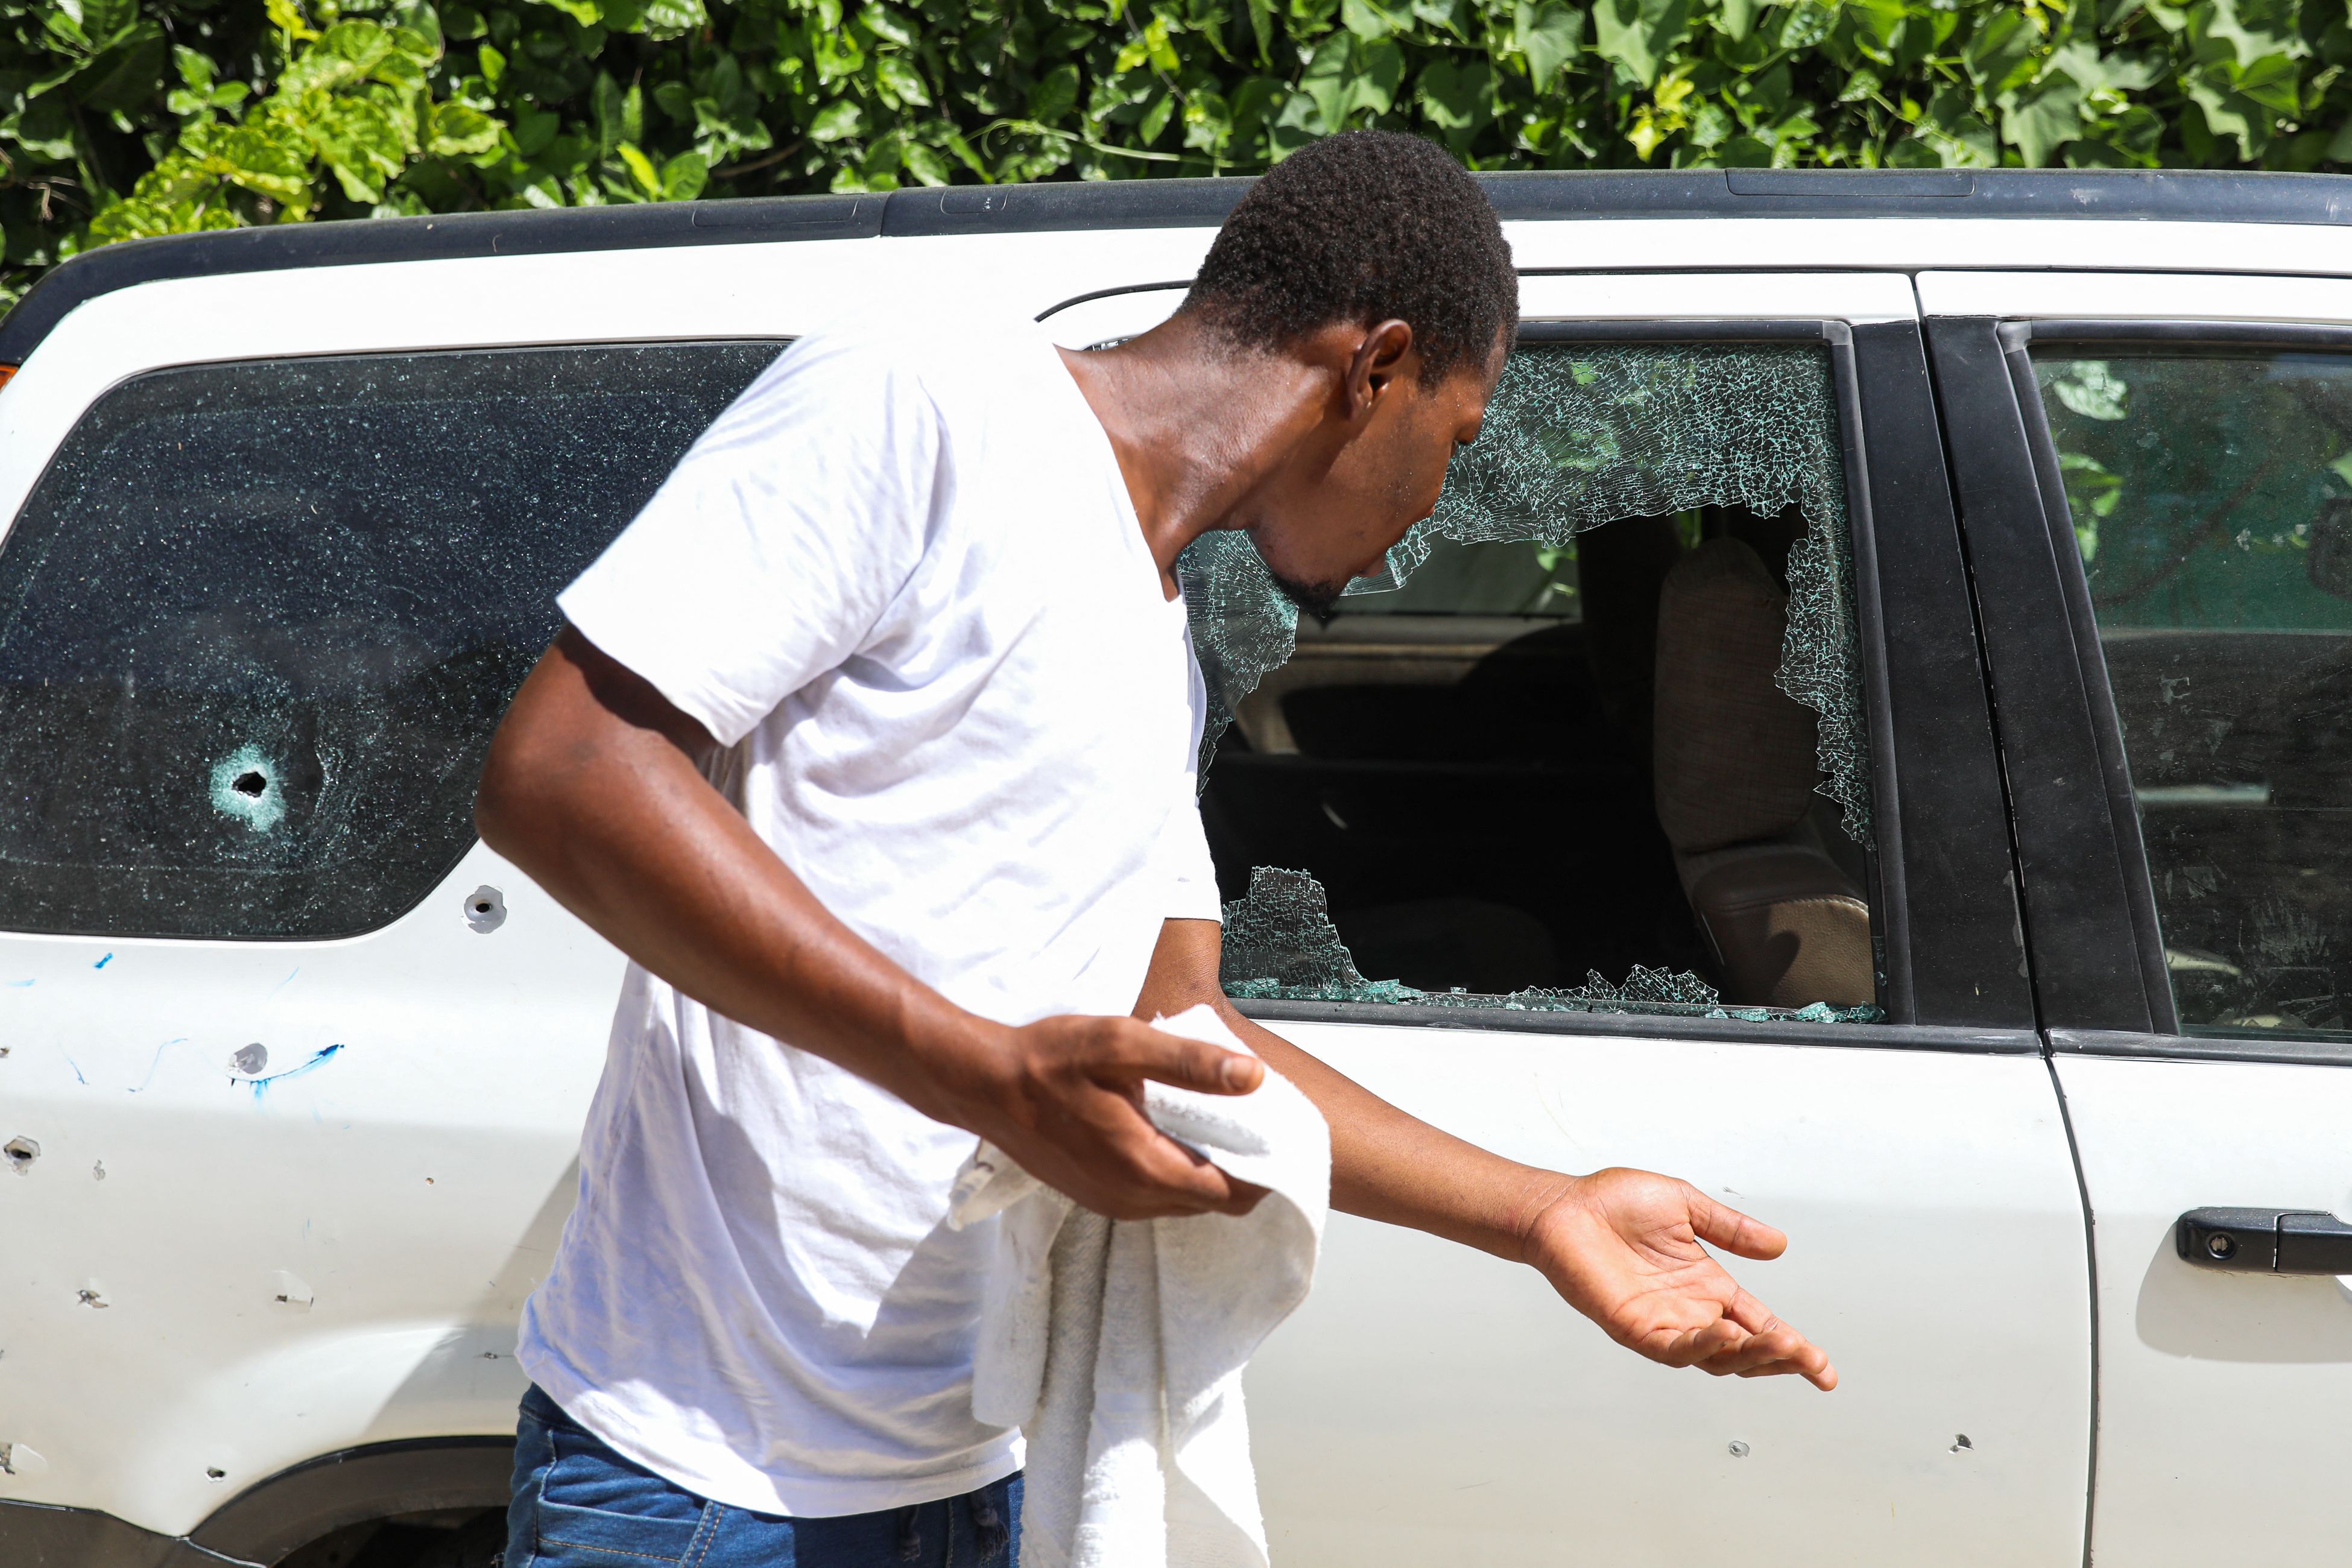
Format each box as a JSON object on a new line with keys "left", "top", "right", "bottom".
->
{"left": 508, "top": 1385, "right": 1020, "bottom": 1567}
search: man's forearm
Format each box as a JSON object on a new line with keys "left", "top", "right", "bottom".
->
{"left": 478, "top": 629, "right": 994, "bottom": 1122}
{"left": 1135, "top": 918, "right": 1572, "bottom": 1262}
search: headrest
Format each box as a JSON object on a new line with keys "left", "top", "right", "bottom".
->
{"left": 1652, "top": 537, "right": 1821, "bottom": 855}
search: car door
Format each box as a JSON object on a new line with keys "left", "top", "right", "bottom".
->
{"left": 1042, "top": 271, "right": 2091, "bottom": 1567}
{"left": 1922, "top": 269, "right": 2352, "bottom": 1568}
{"left": 0, "top": 215, "right": 1234, "bottom": 1560}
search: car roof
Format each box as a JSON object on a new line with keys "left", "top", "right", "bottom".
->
{"left": 7, "top": 167, "right": 2351, "bottom": 367}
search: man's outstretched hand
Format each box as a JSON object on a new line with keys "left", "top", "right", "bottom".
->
{"left": 1522, "top": 1167, "right": 1838, "bottom": 1391}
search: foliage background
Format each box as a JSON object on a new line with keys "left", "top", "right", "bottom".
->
{"left": 7, "top": 0, "right": 2352, "bottom": 308}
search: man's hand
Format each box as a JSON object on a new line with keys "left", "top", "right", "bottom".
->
{"left": 1522, "top": 1168, "right": 1838, "bottom": 1390}
{"left": 932, "top": 1014, "right": 1271, "bottom": 1223}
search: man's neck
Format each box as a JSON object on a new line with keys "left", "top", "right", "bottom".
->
{"left": 1057, "top": 317, "right": 1329, "bottom": 599}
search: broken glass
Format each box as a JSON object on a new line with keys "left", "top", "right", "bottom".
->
{"left": 1219, "top": 868, "right": 1883, "bottom": 1023}
{"left": 2034, "top": 347, "right": 2352, "bottom": 1038}
{"left": 0, "top": 342, "right": 782, "bottom": 939}
{"left": 1180, "top": 343, "right": 1872, "bottom": 844}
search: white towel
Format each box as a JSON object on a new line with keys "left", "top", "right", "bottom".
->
{"left": 946, "top": 1004, "right": 1330, "bottom": 1568}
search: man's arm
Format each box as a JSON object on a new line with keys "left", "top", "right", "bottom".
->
{"left": 1134, "top": 918, "right": 1838, "bottom": 1388}
{"left": 477, "top": 628, "right": 1270, "bottom": 1222}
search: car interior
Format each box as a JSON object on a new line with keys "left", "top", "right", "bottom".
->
{"left": 1199, "top": 507, "right": 1877, "bottom": 1013}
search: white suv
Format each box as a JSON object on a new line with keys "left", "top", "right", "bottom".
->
{"left": 5, "top": 169, "right": 2352, "bottom": 1568}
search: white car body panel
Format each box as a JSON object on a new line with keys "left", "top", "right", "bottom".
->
{"left": 1246, "top": 1024, "right": 2089, "bottom": 1567}
{"left": 2053, "top": 1055, "right": 2352, "bottom": 1567}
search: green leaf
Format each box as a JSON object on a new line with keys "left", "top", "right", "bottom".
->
{"left": 2232, "top": 52, "right": 2301, "bottom": 114}
{"left": 590, "top": 71, "right": 625, "bottom": 155}
{"left": 616, "top": 139, "right": 660, "bottom": 194}
{"left": 1592, "top": 0, "right": 1691, "bottom": 90}
{"left": 1416, "top": 54, "right": 1493, "bottom": 146}
{"left": 216, "top": 122, "right": 312, "bottom": 200}
{"left": 660, "top": 149, "right": 707, "bottom": 199}
{"left": 70, "top": 22, "right": 168, "bottom": 116}
{"left": 859, "top": 4, "right": 915, "bottom": 46}
{"left": 1138, "top": 86, "right": 1175, "bottom": 143}
{"left": 1961, "top": 8, "right": 2039, "bottom": 96}
{"left": 428, "top": 100, "right": 501, "bottom": 156}
{"left": 527, "top": 0, "right": 601, "bottom": 25}
{"left": 173, "top": 46, "right": 217, "bottom": 95}
{"left": 1029, "top": 62, "right": 1080, "bottom": 123}
{"left": 2192, "top": 0, "right": 2304, "bottom": 70}
{"left": 78, "top": 0, "right": 139, "bottom": 44}
{"left": 900, "top": 140, "right": 950, "bottom": 184}
{"left": 640, "top": 0, "right": 704, "bottom": 39}
{"left": 1514, "top": 0, "right": 1585, "bottom": 92}
{"left": 1775, "top": 2, "right": 1835, "bottom": 51}
{"left": 1244, "top": 0, "right": 1272, "bottom": 64}
{"left": 1341, "top": 0, "right": 1405, "bottom": 39}
{"left": 876, "top": 54, "right": 931, "bottom": 109}
{"left": 1716, "top": 0, "right": 1760, "bottom": 42}
{"left": 2002, "top": 74, "right": 2084, "bottom": 166}
{"left": 808, "top": 98, "right": 864, "bottom": 141}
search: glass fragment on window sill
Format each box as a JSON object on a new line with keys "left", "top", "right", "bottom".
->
{"left": 1218, "top": 867, "right": 1883, "bottom": 1025}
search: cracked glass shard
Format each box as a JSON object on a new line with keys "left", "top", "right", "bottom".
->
{"left": 1218, "top": 868, "right": 1883, "bottom": 1023}
{"left": 1181, "top": 342, "right": 1872, "bottom": 844}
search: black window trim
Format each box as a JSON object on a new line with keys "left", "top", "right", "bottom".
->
{"left": 1233, "top": 314, "right": 2037, "bottom": 1051}
{"left": 1996, "top": 316, "right": 2352, "bottom": 1066}
{"left": 1924, "top": 315, "right": 2161, "bottom": 1035}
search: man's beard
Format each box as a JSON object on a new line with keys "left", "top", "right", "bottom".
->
{"left": 1266, "top": 566, "right": 1350, "bottom": 621}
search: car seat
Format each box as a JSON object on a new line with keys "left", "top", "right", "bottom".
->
{"left": 1651, "top": 537, "right": 1875, "bottom": 1009}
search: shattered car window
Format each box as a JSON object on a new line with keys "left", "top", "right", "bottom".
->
{"left": 1197, "top": 343, "right": 1881, "bottom": 1023}
{"left": 1184, "top": 344, "right": 1870, "bottom": 842}
{"left": 2035, "top": 348, "right": 2352, "bottom": 1040}
{"left": 0, "top": 343, "right": 780, "bottom": 939}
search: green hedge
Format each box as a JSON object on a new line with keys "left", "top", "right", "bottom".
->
{"left": 8, "top": 0, "right": 2352, "bottom": 308}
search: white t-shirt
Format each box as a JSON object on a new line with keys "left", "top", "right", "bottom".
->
{"left": 516, "top": 312, "right": 1224, "bottom": 1517}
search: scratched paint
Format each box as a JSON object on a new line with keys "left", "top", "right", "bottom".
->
{"left": 128, "top": 1038, "right": 193, "bottom": 1093}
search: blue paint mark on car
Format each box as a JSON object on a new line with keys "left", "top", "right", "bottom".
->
{"left": 244, "top": 1043, "right": 347, "bottom": 1102}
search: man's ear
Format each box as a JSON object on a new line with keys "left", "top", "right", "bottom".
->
{"left": 1347, "top": 319, "right": 1417, "bottom": 418}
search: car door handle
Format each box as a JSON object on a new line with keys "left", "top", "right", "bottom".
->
{"left": 2177, "top": 1208, "right": 2352, "bottom": 1274}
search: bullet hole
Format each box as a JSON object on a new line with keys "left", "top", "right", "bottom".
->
{"left": 1950, "top": 1434, "right": 1973, "bottom": 1453}
{"left": 232, "top": 1043, "right": 268, "bottom": 1075}
{"left": 4, "top": 1137, "right": 37, "bottom": 1173}
{"left": 464, "top": 885, "right": 506, "bottom": 934}
{"left": 76, "top": 1288, "right": 108, "bottom": 1309}
{"left": 92, "top": 1160, "right": 105, "bottom": 1181}
{"left": 1727, "top": 1440, "right": 1750, "bottom": 1458}
{"left": 210, "top": 745, "right": 286, "bottom": 832}
{"left": 206, "top": 1468, "right": 226, "bottom": 1481}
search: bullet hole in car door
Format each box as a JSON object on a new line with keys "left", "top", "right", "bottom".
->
{"left": 1184, "top": 341, "right": 1883, "bottom": 1022}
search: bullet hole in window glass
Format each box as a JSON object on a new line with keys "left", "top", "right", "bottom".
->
{"left": 0, "top": 342, "right": 783, "bottom": 940}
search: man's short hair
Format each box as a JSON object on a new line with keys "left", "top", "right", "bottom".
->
{"left": 1183, "top": 131, "right": 1518, "bottom": 384}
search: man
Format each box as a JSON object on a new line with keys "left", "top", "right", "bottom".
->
{"left": 478, "top": 130, "right": 1835, "bottom": 1568}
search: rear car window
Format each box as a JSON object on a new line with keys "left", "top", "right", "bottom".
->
{"left": 2034, "top": 347, "right": 2352, "bottom": 1042}
{"left": 0, "top": 342, "right": 780, "bottom": 940}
